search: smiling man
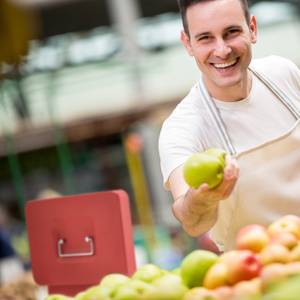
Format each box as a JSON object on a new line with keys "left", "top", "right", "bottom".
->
{"left": 159, "top": 0, "right": 300, "bottom": 251}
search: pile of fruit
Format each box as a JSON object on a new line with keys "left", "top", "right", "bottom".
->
{"left": 46, "top": 214, "right": 300, "bottom": 300}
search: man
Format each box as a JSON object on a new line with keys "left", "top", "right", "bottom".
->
{"left": 159, "top": 0, "right": 300, "bottom": 251}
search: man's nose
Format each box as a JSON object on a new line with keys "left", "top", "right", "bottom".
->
{"left": 213, "top": 39, "right": 232, "bottom": 58}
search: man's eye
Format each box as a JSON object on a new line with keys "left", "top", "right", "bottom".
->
{"left": 198, "top": 36, "right": 210, "bottom": 41}
{"left": 227, "top": 29, "right": 240, "bottom": 36}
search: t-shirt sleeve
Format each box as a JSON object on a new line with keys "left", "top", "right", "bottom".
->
{"left": 158, "top": 94, "right": 205, "bottom": 188}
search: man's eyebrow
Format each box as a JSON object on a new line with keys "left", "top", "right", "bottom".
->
{"left": 224, "top": 25, "right": 242, "bottom": 31}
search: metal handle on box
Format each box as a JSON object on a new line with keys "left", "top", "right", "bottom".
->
{"left": 57, "top": 236, "right": 94, "bottom": 257}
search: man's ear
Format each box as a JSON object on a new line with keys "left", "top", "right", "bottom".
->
{"left": 180, "top": 30, "right": 193, "bottom": 56}
{"left": 249, "top": 15, "right": 257, "bottom": 44}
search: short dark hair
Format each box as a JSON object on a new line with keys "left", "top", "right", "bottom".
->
{"left": 177, "top": 0, "right": 250, "bottom": 35}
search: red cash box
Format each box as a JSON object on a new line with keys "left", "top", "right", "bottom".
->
{"left": 26, "top": 190, "right": 136, "bottom": 296}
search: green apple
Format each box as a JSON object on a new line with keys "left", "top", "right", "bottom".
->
{"left": 262, "top": 274, "right": 300, "bottom": 300}
{"left": 112, "top": 279, "right": 154, "bottom": 300}
{"left": 180, "top": 250, "right": 218, "bottom": 288}
{"left": 183, "top": 152, "right": 224, "bottom": 189}
{"left": 204, "top": 148, "right": 226, "bottom": 168}
{"left": 75, "top": 285, "right": 113, "bottom": 300}
{"left": 45, "top": 295, "right": 72, "bottom": 300}
{"left": 132, "top": 264, "right": 164, "bottom": 283}
{"left": 100, "top": 274, "right": 130, "bottom": 288}
{"left": 143, "top": 273, "right": 188, "bottom": 300}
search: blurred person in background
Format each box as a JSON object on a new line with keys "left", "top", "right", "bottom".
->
{"left": 159, "top": 0, "right": 300, "bottom": 251}
{"left": 0, "top": 204, "right": 24, "bottom": 284}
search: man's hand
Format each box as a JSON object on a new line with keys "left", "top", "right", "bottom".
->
{"left": 170, "top": 155, "right": 239, "bottom": 236}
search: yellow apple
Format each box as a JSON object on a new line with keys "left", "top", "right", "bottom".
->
{"left": 203, "top": 262, "right": 229, "bottom": 289}
{"left": 267, "top": 215, "right": 300, "bottom": 240}
{"left": 271, "top": 232, "right": 298, "bottom": 250}
{"left": 236, "top": 224, "right": 270, "bottom": 253}
{"left": 259, "top": 243, "right": 290, "bottom": 265}
{"left": 183, "top": 287, "right": 219, "bottom": 300}
{"left": 232, "top": 278, "right": 262, "bottom": 300}
{"left": 290, "top": 241, "right": 300, "bottom": 261}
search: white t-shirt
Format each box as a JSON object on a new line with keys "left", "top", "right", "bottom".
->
{"left": 159, "top": 56, "right": 300, "bottom": 187}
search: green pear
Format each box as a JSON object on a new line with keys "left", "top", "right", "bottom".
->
{"left": 204, "top": 148, "right": 226, "bottom": 168}
{"left": 180, "top": 250, "right": 218, "bottom": 288}
{"left": 183, "top": 152, "right": 224, "bottom": 189}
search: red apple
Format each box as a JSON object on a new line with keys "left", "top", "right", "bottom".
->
{"left": 203, "top": 262, "right": 229, "bottom": 289}
{"left": 236, "top": 224, "right": 270, "bottom": 253}
{"left": 267, "top": 215, "right": 300, "bottom": 239}
{"left": 259, "top": 243, "right": 290, "bottom": 265}
{"left": 220, "top": 250, "right": 262, "bottom": 285}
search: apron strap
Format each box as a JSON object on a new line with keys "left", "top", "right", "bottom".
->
{"left": 249, "top": 66, "right": 300, "bottom": 120}
{"left": 198, "top": 79, "right": 237, "bottom": 155}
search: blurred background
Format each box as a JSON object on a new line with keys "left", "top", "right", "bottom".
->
{"left": 0, "top": 0, "right": 300, "bottom": 295}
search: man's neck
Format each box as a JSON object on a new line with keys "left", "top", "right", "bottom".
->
{"left": 204, "top": 71, "right": 252, "bottom": 102}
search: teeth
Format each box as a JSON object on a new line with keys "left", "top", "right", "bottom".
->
{"left": 214, "top": 59, "right": 237, "bottom": 69}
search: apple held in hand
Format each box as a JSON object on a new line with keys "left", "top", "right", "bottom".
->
{"left": 236, "top": 224, "right": 270, "bottom": 253}
{"left": 180, "top": 250, "right": 218, "bottom": 288}
{"left": 183, "top": 151, "right": 225, "bottom": 189}
{"left": 204, "top": 148, "right": 226, "bottom": 168}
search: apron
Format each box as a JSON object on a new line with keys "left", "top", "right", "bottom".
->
{"left": 198, "top": 67, "right": 300, "bottom": 251}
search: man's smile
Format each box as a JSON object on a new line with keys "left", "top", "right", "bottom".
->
{"left": 211, "top": 57, "right": 240, "bottom": 69}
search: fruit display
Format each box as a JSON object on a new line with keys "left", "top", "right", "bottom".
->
{"left": 45, "top": 214, "right": 300, "bottom": 300}
{"left": 183, "top": 148, "right": 226, "bottom": 189}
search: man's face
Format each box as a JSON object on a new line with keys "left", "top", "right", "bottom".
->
{"left": 181, "top": 0, "right": 257, "bottom": 98}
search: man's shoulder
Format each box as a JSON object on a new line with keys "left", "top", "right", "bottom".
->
{"left": 251, "top": 55, "right": 297, "bottom": 77}
{"left": 163, "top": 83, "right": 203, "bottom": 122}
